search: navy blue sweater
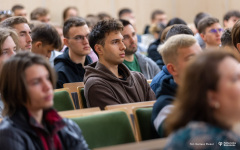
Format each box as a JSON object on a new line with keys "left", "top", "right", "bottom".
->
{"left": 54, "top": 48, "right": 92, "bottom": 89}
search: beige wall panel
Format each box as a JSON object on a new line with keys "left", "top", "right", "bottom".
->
{"left": 1, "top": 0, "right": 240, "bottom": 33}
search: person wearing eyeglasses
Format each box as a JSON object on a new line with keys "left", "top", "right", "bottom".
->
{"left": 54, "top": 17, "right": 92, "bottom": 89}
{"left": 198, "top": 17, "right": 223, "bottom": 49}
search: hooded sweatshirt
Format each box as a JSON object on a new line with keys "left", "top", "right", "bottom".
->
{"left": 54, "top": 48, "right": 92, "bottom": 89}
{"left": 151, "top": 74, "right": 177, "bottom": 137}
{"left": 135, "top": 52, "right": 160, "bottom": 80}
{"left": 84, "top": 62, "right": 156, "bottom": 110}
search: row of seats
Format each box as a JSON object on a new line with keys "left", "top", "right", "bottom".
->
{"left": 51, "top": 82, "right": 162, "bottom": 148}
{"left": 57, "top": 106, "right": 160, "bottom": 149}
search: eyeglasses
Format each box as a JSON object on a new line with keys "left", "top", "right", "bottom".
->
{"left": 67, "top": 34, "right": 89, "bottom": 43}
{"left": 208, "top": 28, "right": 223, "bottom": 34}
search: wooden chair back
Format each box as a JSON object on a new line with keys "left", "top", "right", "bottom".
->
{"left": 63, "top": 82, "right": 84, "bottom": 93}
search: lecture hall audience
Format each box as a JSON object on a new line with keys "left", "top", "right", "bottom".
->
{"left": 0, "top": 2, "right": 240, "bottom": 149}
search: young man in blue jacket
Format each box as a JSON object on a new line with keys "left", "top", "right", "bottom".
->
{"left": 151, "top": 34, "right": 202, "bottom": 137}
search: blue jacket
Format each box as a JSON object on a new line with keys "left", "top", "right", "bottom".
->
{"left": 54, "top": 48, "right": 92, "bottom": 89}
{"left": 150, "top": 65, "right": 170, "bottom": 95}
{"left": 151, "top": 72, "right": 177, "bottom": 137}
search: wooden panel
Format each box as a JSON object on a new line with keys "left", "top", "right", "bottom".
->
{"left": 105, "top": 100, "right": 156, "bottom": 115}
{"left": 58, "top": 107, "right": 101, "bottom": 118}
{"left": 2, "top": 0, "right": 240, "bottom": 33}
{"left": 63, "top": 82, "right": 84, "bottom": 93}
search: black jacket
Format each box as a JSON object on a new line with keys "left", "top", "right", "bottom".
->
{"left": 0, "top": 107, "right": 89, "bottom": 150}
{"left": 54, "top": 48, "right": 92, "bottom": 89}
{"left": 147, "top": 39, "right": 164, "bottom": 69}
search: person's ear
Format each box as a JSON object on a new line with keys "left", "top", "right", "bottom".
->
{"left": 166, "top": 63, "right": 178, "bottom": 76}
{"left": 200, "top": 33, "right": 206, "bottom": 41}
{"left": 236, "top": 43, "right": 240, "bottom": 52}
{"left": 94, "top": 44, "right": 103, "bottom": 56}
{"left": 207, "top": 90, "right": 220, "bottom": 109}
{"left": 64, "top": 38, "right": 69, "bottom": 47}
{"left": 35, "top": 41, "right": 42, "bottom": 48}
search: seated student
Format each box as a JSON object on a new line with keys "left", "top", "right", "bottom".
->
{"left": 30, "top": 7, "right": 50, "bottom": 23}
{"left": 0, "top": 52, "right": 89, "bottom": 149}
{"left": 0, "top": 28, "right": 19, "bottom": 118}
{"left": 194, "top": 12, "right": 210, "bottom": 49}
{"left": 198, "top": 17, "right": 223, "bottom": 49}
{"left": 54, "top": 17, "right": 92, "bottom": 88}
{"left": 85, "top": 19, "right": 156, "bottom": 110}
{"left": 147, "top": 18, "right": 187, "bottom": 69}
{"left": 164, "top": 50, "right": 240, "bottom": 149}
{"left": 119, "top": 19, "right": 160, "bottom": 80}
{"left": 221, "top": 28, "right": 240, "bottom": 61}
{"left": 31, "top": 23, "right": 62, "bottom": 59}
{"left": 63, "top": 6, "right": 79, "bottom": 23}
{"left": 223, "top": 10, "right": 240, "bottom": 29}
{"left": 11, "top": 4, "right": 27, "bottom": 18}
{"left": 151, "top": 35, "right": 202, "bottom": 137}
{"left": 0, "top": 16, "right": 32, "bottom": 51}
{"left": 150, "top": 24, "right": 194, "bottom": 94}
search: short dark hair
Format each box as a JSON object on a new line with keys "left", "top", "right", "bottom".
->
{"left": 0, "top": 51, "right": 56, "bottom": 117}
{"left": 62, "top": 6, "right": 78, "bottom": 21}
{"left": 89, "top": 19, "right": 123, "bottom": 56}
{"left": 166, "top": 17, "right": 187, "bottom": 27}
{"left": 197, "top": 17, "right": 219, "bottom": 33}
{"left": 231, "top": 20, "right": 240, "bottom": 49}
{"left": 63, "top": 16, "right": 86, "bottom": 38}
{"left": 194, "top": 12, "right": 210, "bottom": 28}
{"left": 221, "top": 28, "right": 233, "bottom": 47}
{"left": 0, "top": 16, "right": 28, "bottom": 28}
{"left": 119, "top": 19, "right": 131, "bottom": 27}
{"left": 98, "top": 12, "right": 111, "bottom": 20}
{"left": 31, "top": 7, "right": 49, "bottom": 20}
{"left": 165, "top": 24, "right": 194, "bottom": 41}
{"left": 31, "top": 23, "right": 61, "bottom": 49}
{"left": 11, "top": 4, "right": 24, "bottom": 12}
{"left": 151, "top": 9, "right": 165, "bottom": 20}
{"left": 118, "top": 8, "right": 132, "bottom": 19}
{"left": 223, "top": 10, "right": 240, "bottom": 21}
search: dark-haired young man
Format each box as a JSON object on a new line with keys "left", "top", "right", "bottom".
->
{"left": 12, "top": 4, "right": 27, "bottom": 18}
{"left": 31, "top": 7, "right": 50, "bottom": 23}
{"left": 85, "top": 19, "right": 156, "bottom": 109}
{"left": 54, "top": 17, "right": 92, "bottom": 88}
{"left": 223, "top": 10, "right": 240, "bottom": 29}
{"left": 119, "top": 19, "right": 160, "bottom": 80}
{"left": 0, "top": 16, "right": 32, "bottom": 51}
{"left": 198, "top": 17, "right": 223, "bottom": 49}
{"left": 31, "top": 23, "right": 61, "bottom": 59}
{"left": 194, "top": 12, "right": 210, "bottom": 49}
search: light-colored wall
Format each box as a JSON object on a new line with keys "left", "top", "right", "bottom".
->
{"left": 1, "top": 0, "right": 240, "bottom": 34}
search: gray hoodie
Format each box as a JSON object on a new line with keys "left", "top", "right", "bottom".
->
{"left": 135, "top": 52, "right": 160, "bottom": 80}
